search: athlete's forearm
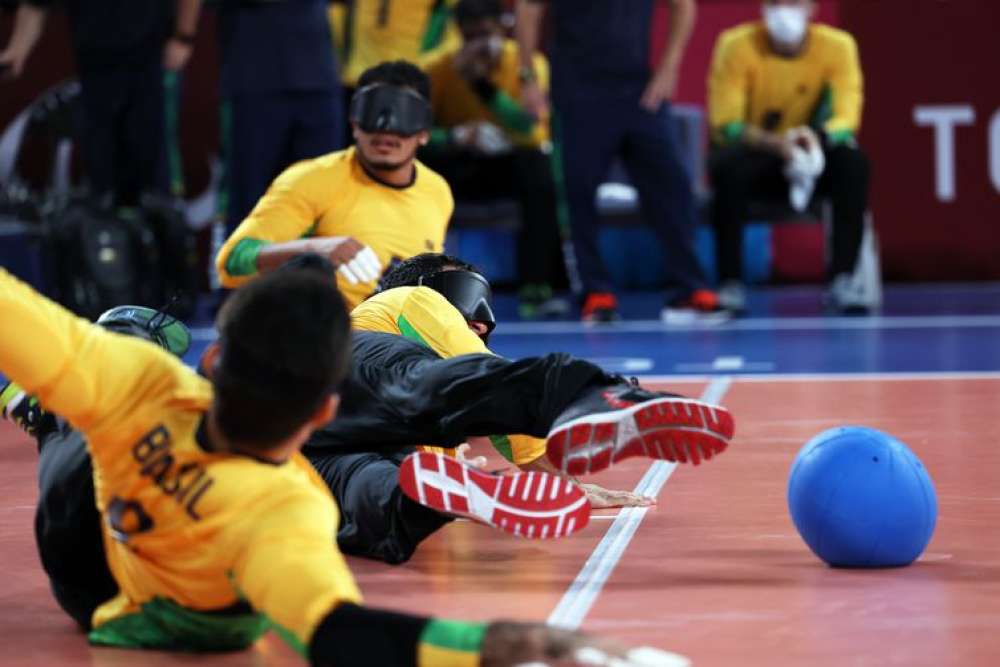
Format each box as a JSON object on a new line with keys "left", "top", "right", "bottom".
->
{"left": 309, "top": 604, "right": 484, "bottom": 667}
{"left": 4, "top": 4, "right": 47, "bottom": 59}
{"left": 174, "top": 0, "right": 201, "bottom": 37}
{"left": 514, "top": 1, "right": 545, "bottom": 73}
{"left": 0, "top": 269, "right": 158, "bottom": 433}
{"left": 255, "top": 238, "right": 336, "bottom": 275}
{"left": 654, "top": 0, "right": 696, "bottom": 79}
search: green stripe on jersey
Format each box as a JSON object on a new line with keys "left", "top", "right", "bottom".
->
{"left": 397, "top": 314, "right": 432, "bottom": 348}
{"left": 88, "top": 597, "right": 269, "bottom": 651}
{"left": 487, "top": 435, "right": 515, "bottom": 463}
{"left": 420, "top": 618, "right": 486, "bottom": 652}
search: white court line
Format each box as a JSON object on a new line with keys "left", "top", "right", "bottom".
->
{"left": 493, "top": 314, "right": 1000, "bottom": 336}
{"left": 634, "top": 371, "right": 1000, "bottom": 383}
{"left": 187, "top": 314, "right": 1000, "bottom": 341}
{"left": 547, "top": 377, "right": 732, "bottom": 630}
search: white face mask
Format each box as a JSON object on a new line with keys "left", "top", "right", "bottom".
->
{"left": 763, "top": 5, "right": 809, "bottom": 47}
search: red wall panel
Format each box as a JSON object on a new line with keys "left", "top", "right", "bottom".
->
{"left": 839, "top": 0, "right": 1000, "bottom": 280}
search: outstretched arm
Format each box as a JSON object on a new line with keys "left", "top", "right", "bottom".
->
{"left": 0, "top": 269, "right": 189, "bottom": 460}
{"left": 236, "top": 489, "right": 639, "bottom": 666}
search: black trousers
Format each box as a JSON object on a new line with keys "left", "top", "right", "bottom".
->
{"left": 709, "top": 143, "right": 870, "bottom": 283}
{"left": 553, "top": 91, "right": 708, "bottom": 299}
{"left": 307, "top": 449, "right": 453, "bottom": 564}
{"left": 77, "top": 58, "right": 167, "bottom": 206}
{"left": 304, "top": 332, "right": 609, "bottom": 455}
{"left": 34, "top": 419, "right": 117, "bottom": 630}
{"left": 302, "top": 332, "right": 610, "bottom": 562}
{"left": 419, "top": 145, "right": 567, "bottom": 288}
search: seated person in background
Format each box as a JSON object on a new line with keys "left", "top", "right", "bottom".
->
{"left": 308, "top": 253, "right": 654, "bottom": 564}
{"left": 707, "top": 0, "right": 871, "bottom": 314}
{"left": 420, "top": 0, "right": 568, "bottom": 320}
{"left": 337, "top": 0, "right": 461, "bottom": 90}
{"left": 0, "top": 266, "right": 672, "bottom": 667}
{"left": 216, "top": 60, "right": 453, "bottom": 309}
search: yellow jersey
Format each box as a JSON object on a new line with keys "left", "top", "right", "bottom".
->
{"left": 341, "top": 0, "right": 461, "bottom": 86}
{"left": 216, "top": 146, "right": 453, "bottom": 309}
{"left": 0, "top": 269, "right": 361, "bottom": 655}
{"left": 351, "top": 286, "right": 546, "bottom": 465}
{"left": 707, "top": 22, "right": 863, "bottom": 143}
{"left": 424, "top": 39, "right": 551, "bottom": 148}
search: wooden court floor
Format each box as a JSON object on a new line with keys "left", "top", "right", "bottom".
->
{"left": 1, "top": 377, "right": 999, "bottom": 666}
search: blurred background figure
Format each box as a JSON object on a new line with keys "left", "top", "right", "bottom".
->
{"left": 216, "top": 0, "right": 344, "bottom": 236}
{"left": 334, "top": 0, "right": 460, "bottom": 145}
{"left": 0, "top": 0, "right": 200, "bottom": 206}
{"left": 707, "top": 0, "right": 870, "bottom": 314}
{"left": 516, "top": 0, "right": 723, "bottom": 324}
{"left": 420, "top": 0, "right": 567, "bottom": 320}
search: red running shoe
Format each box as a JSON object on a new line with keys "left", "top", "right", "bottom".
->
{"left": 399, "top": 452, "right": 591, "bottom": 539}
{"left": 581, "top": 292, "right": 620, "bottom": 323}
{"left": 546, "top": 381, "right": 735, "bottom": 475}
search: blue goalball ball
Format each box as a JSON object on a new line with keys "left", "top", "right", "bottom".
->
{"left": 787, "top": 426, "right": 938, "bottom": 568}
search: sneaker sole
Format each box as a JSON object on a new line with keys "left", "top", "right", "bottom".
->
{"left": 398, "top": 452, "right": 591, "bottom": 539}
{"left": 546, "top": 398, "right": 735, "bottom": 475}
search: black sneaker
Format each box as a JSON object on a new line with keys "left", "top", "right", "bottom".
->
{"left": 1, "top": 382, "right": 55, "bottom": 439}
{"left": 546, "top": 380, "right": 735, "bottom": 475}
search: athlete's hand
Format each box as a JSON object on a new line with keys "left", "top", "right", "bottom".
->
{"left": 314, "top": 236, "right": 383, "bottom": 285}
{"left": 0, "top": 45, "right": 29, "bottom": 80}
{"left": 480, "top": 622, "right": 688, "bottom": 667}
{"left": 163, "top": 37, "right": 193, "bottom": 71}
{"left": 640, "top": 65, "right": 678, "bottom": 112}
{"left": 520, "top": 80, "right": 548, "bottom": 121}
{"left": 579, "top": 483, "right": 656, "bottom": 509}
{"left": 451, "top": 121, "right": 513, "bottom": 156}
{"left": 454, "top": 37, "right": 494, "bottom": 82}
{"left": 455, "top": 443, "right": 488, "bottom": 470}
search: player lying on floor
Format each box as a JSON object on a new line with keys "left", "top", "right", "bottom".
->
{"left": 308, "top": 252, "right": 656, "bottom": 564}
{"left": 3, "top": 253, "right": 732, "bottom": 583}
{"left": 1, "top": 265, "right": 735, "bottom": 665}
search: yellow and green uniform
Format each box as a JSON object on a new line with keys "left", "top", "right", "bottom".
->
{"left": 707, "top": 22, "right": 863, "bottom": 145}
{"left": 215, "top": 146, "right": 453, "bottom": 309}
{"left": 352, "top": 286, "right": 546, "bottom": 465}
{"left": 340, "top": 0, "right": 461, "bottom": 87}
{"left": 0, "top": 268, "right": 484, "bottom": 665}
{"left": 424, "top": 39, "right": 551, "bottom": 149}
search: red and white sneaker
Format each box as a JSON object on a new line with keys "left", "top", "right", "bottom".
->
{"left": 398, "top": 452, "right": 591, "bottom": 539}
{"left": 546, "top": 381, "right": 735, "bottom": 476}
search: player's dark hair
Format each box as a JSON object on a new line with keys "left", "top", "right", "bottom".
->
{"left": 377, "top": 253, "right": 478, "bottom": 292}
{"left": 454, "top": 0, "right": 503, "bottom": 24}
{"left": 357, "top": 60, "right": 431, "bottom": 102}
{"left": 212, "top": 269, "right": 351, "bottom": 448}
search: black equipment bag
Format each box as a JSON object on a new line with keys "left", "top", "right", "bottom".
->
{"left": 44, "top": 196, "right": 162, "bottom": 320}
{"left": 139, "top": 194, "right": 199, "bottom": 320}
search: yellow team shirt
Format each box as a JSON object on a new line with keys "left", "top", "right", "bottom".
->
{"left": 0, "top": 269, "right": 361, "bottom": 654}
{"left": 341, "top": 0, "right": 461, "bottom": 86}
{"left": 215, "top": 146, "right": 454, "bottom": 309}
{"left": 351, "top": 286, "right": 546, "bottom": 465}
{"left": 424, "top": 39, "right": 551, "bottom": 148}
{"left": 707, "top": 22, "right": 863, "bottom": 143}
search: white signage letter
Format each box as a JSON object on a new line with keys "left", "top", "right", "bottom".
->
{"left": 913, "top": 105, "right": 975, "bottom": 202}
